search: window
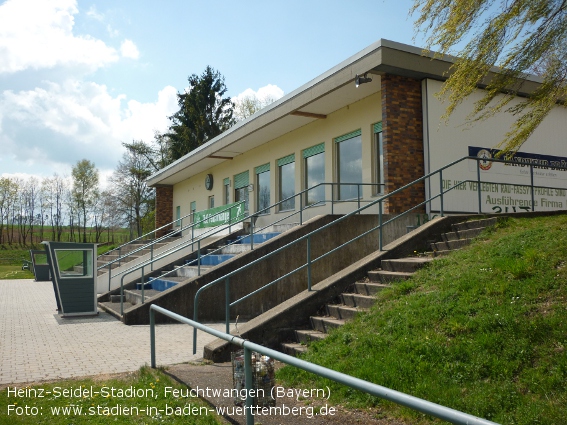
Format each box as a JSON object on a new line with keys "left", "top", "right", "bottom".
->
{"left": 255, "top": 164, "right": 270, "bottom": 214}
{"left": 336, "top": 130, "right": 362, "bottom": 200}
{"left": 175, "top": 206, "right": 181, "bottom": 227}
{"left": 303, "top": 143, "right": 325, "bottom": 205}
{"left": 234, "top": 170, "right": 249, "bottom": 212}
{"left": 278, "top": 154, "right": 295, "bottom": 211}
{"left": 209, "top": 195, "right": 215, "bottom": 209}
{"left": 373, "top": 122, "right": 384, "bottom": 195}
{"left": 223, "top": 178, "right": 230, "bottom": 205}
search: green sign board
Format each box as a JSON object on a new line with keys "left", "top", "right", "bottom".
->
{"left": 193, "top": 201, "right": 246, "bottom": 229}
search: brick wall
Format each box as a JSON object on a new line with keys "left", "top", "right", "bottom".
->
{"left": 155, "top": 186, "right": 173, "bottom": 237}
{"left": 381, "top": 74, "right": 425, "bottom": 214}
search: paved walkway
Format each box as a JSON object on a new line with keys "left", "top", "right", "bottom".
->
{"left": 0, "top": 279, "right": 225, "bottom": 385}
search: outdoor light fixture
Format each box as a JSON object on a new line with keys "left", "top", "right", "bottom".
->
{"left": 355, "top": 73, "right": 372, "bottom": 87}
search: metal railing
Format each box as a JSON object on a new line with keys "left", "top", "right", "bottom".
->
{"left": 150, "top": 304, "right": 499, "bottom": 425}
{"left": 192, "top": 155, "right": 567, "bottom": 350}
{"left": 98, "top": 210, "right": 195, "bottom": 261}
{"left": 113, "top": 182, "right": 382, "bottom": 313}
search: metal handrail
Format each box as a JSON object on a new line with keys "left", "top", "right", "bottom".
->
{"left": 98, "top": 210, "right": 195, "bottom": 259}
{"left": 145, "top": 182, "right": 383, "bottom": 283}
{"left": 113, "top": 182, "right": 382, "bottom": 312}
{"left": 150, "top": 304, "right": 499, "bottom": 425}
{"left": 192, "top": 155, "right": 567, "bottom": 350}
{"left": 100, "top": 202, "right": 245, "bottom": 293}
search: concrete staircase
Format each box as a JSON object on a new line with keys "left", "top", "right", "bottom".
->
{"left": 101, "top": 230, "right": 284, "bottom": 314}
{"left": 96, "top": 237, "right": 180, "bottom": 276}
{"left": 281, "top": 217, "right": 497, "bottom": 356}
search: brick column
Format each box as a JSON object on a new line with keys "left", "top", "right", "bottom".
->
{"left": 155, "top": 186, "right": 173, "bottom": 238}
{"left": 381, "top": 74, "right": 425, "bottom": 214}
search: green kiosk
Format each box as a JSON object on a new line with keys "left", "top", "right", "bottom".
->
{"left": 43, "top": 241, "right": 98, "bottom": 317}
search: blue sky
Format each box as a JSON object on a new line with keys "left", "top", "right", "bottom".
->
{"left": 0, "top": 0, "right": 426, "bottom": 185}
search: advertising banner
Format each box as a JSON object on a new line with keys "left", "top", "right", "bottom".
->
{"left": 193, "top": 202, "right": 246, "bottom": 229}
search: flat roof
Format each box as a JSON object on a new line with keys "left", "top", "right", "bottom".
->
{"left": 147, "top": 39, "right": 541, "bottom": 187}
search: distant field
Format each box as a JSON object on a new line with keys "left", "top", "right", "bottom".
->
{"left": 0, "top": 226, "right": 133, "bottom": 249}
{"left": 0, "top": 245, "right": 118, "bottom": 280}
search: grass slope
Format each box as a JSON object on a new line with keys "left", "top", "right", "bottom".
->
{"left": 278, "top": 215, "right": 567, "bottom": 424}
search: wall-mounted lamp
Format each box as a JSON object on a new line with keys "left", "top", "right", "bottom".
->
{"left": 355, "top": 73, "right": 372, "bottom": 87}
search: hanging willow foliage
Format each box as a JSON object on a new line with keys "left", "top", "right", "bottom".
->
{"left": 412, "top": 0, "right": 567, "bottom": 154}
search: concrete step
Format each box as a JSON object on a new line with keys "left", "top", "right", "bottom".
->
{"left": 381, "top": 257, "right": 432, "bottom": 273}
{"left": 326, "top": 304, "right": 360, "bottom": 320}
{"left": 441, "top": 227, "right": 484, "bottom": 242}
{"left": 451, "top": 217, "right": 497, "bottom": 232}
{"left": 310, "top": 316, "right": 346, "bottom": 333}
{"left": 431, "top": 238, "right": 472, "bottom": 252}
{"left": 432, "top": 249, "right": 460, "bottom": 257}
{"left": 341, "top": 293, "right": 376, "bottom": 309}
{"left": 281, "top": 342, "right": 307, "bottom": 356}
{"left": 367, "top": 270, "right": 413, "bottom": 283}
{"left": 355, "top": 282, "right": 391, "bottom": 295}
{"left": 295, "top": 330, "right": 327, "bottom": 344}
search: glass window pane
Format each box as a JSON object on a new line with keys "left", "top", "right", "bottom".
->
{"left": 257, "top": 171, "right": 270, "bottom": 213}
{"left": 279, "top": 162, "right": 295, "bottom": 210}
{"left": 55, "top": 249, "right": 93, "bottom": 278}
{"left": 338, "top": 134, "right": 362, "bottom": 200}
{"left": 235, "top": 187, "right": 249, "bottom": 212}
{"left": 305, "top": 152, "right": 325, "bottom": 205}
{"left": 224, "top": 183, "right": 230, "bottom": 205}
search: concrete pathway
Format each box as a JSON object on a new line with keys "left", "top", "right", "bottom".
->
{"left": 0, "top": 279, "right": 225, "bottom": 385}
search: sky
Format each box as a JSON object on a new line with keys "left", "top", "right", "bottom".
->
{"left": 0, "top": 0, "right": 426, "bottom": 187}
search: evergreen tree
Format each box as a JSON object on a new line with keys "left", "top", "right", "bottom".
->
{"left": 167, "top": 66, "right": 235, "bottom": 160}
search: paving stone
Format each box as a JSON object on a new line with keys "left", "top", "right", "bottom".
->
{"left": 0, "top": 279, "right": 228, "bottom": 385}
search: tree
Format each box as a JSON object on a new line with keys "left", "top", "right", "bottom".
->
{"left": 167, "top": 66, "right": 235, "bottom": 160}
{"left": 233, "top": 92, "right": 277, "bottom": 121}
{"left": 72, "top": 159, "right": 99, "bottom": 243}
{"left": 123, "top": 132, "right": 172, "bottom": 172}
{"left": 412, "top": 0, "right": 567, "bottom": 153}
{"left": 109, "top": 145, "right": 155, "bottom": 238}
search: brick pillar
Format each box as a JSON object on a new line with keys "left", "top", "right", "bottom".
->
{"left": 381, "top": 74, "right": 425, "bottom": 214}
{"left": 155, "top": 186, "right": 173, "bottom": 238}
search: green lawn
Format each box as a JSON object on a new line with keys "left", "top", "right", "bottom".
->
{"left": 0, "top": 367, "right": 223, "bottom": 425}
{"left": 278, "top": 214, "right": 567, "bottom": 425}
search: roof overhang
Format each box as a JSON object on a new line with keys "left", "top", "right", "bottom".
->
{"left": 147, "top": 39, "right": 543, "bottom": 187}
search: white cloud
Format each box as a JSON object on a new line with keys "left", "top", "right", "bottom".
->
{"left": 234, "top": 84, "right": 284, "bottom": 104}
{"left": 86, "top": 5, "right": 104, "bottom": 21}
{"left": 0, "top": 81, "right": 179, "bottom": 176}
{"left": 0, "top": 0, "right": 119, "bottom": 74}
{"left": 120, "top": 39, "right": 140, "bottom": 59}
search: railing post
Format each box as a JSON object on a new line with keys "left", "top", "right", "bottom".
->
{"left": 150, "top": 307, "right": 156, "bottom": 368}
{"left": 150, "top": 244, "right": 154, "bottom": 272}
{"left": 357, "top": 184, "right": 361, "bottom": 212}
{"left": 331, "top": 184, "right": 335, "bottom": 215}
{"left": 191, "top": 225, "right": 194, "bottom": 251}
{"left": 229, "top": 207, "right": 232, "bottom": 233}
{"left": 476, "top": 159, "right": 482, "bottom": 214}
{"left": 250, "top": 216, "right": 254, "bottom": 251}
{"left": 197, "top": 241, "right": 201, "bottom": 276}
{"left": 307, "top": 235, "right": 312, "bottom": 291}
{"left": 379, "top": 200, "right": 383, "bottom": 251}
{"left": 225, "top": 277, "right": 230, "bottom": 334}
{"left": 244, "top": 346, "right": 254, "bottom": 425}
{"left": 120, "top": 276, "right": 125, "bottom": 316}
{"left": 108, "top": 263, "right": 112, "bottom": 292}
{"left": 118, "top": 247, "right": 122, "bottom": 267}
{"left": 530, "top": 164, "right": 535, "bottom": 211}
{"left": 141, "top": 265, "right": 145, "bottom": 303}
{"left": 439, "top": 169, "right": 444, "bottom": 217}
{"left": 299, "top": 194, "right": 303, "bottom": 225}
